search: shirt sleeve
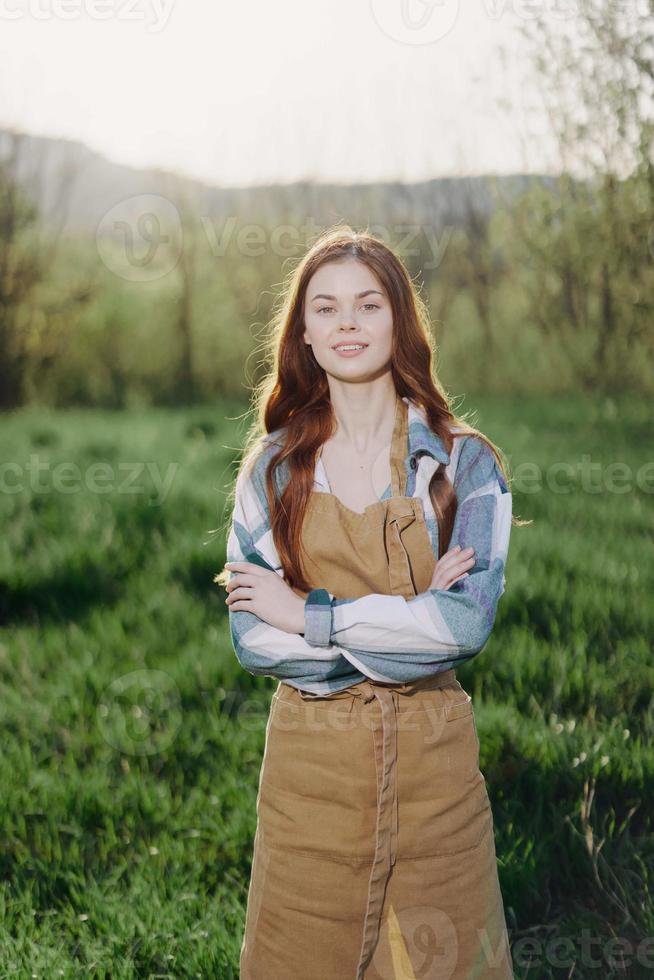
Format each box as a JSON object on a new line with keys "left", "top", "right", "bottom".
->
{"left": 302, "top": 435, "right": 513, "bottom": 683}
{"left": 225, "top": 446, "right": 359, "bottom": 691}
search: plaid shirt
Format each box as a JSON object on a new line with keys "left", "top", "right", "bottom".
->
{"left": 225, "top": 398, "right": 513, "bottom": 697}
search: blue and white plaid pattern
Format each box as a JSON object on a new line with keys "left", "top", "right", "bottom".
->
{"left": 225, "top": 398, "right": 513, "bottom": 696}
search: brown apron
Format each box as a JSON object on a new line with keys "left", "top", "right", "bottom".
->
{"left": 239, "top": 393, "right": 514, "bottom": 980}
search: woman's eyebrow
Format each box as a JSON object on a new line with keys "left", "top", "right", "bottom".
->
{"left": 310, "top": 289, "right": 384, "bottom": 301}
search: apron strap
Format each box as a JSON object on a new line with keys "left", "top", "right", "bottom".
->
{"left": 389, "top": 392, "right": 409, "bottom": 498}
{"left": 349, "top": 682, "right": 399, "bottom": 978}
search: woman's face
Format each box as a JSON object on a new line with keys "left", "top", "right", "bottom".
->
{"left": 303, "top": 257, "right": 393, "bottom": 380}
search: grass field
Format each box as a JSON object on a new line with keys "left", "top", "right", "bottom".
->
{"left": 0, "top": 393, "right": 652, "bottom": 979}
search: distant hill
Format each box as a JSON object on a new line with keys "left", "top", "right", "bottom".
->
{"left": 0, "top": 126, "right": 558, "bottom": 238}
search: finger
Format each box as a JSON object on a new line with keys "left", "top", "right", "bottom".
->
{"left": 442, "top": 545, "right": 469, "bottom": 559}
{"left": 431, "top": 559, "right": 473, "bottom": 583}
{"left": 432, "top": 571, "right": 469, "bottom": 590}
{"left": 224, "top": 574, "right": 257, "bottom": 593}
{"left": 436, "top": 555, "right": 476, "bottom": 578}
{"left": 225, "top": 586, "right": 256, "bottom": 604}
{"left": 228, "top": 600, "right": 256, "bottom": 612}
{"left": 223, "top": 561, "right": 264, "bottom": 575}
{"left": 226, "top": 585, "right": 256, "bottom": 598}
{"left": 443, "top": 546, "right": 475, "bottom": 564}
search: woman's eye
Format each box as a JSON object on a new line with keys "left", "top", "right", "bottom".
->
{"left": 316, "top": 303, "right": 379, "bottom": 314}
{"left": 315, "top": 303, "right": 379, "bottom": 314}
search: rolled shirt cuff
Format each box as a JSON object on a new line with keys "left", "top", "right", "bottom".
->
{"left": 304, "top": 588, "right": 333, "bottom": 647}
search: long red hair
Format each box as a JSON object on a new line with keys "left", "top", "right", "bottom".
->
{"left": 219, "top": 224, "right": 527, "bottom": 593}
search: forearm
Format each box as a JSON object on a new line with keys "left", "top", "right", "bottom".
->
{"left": 305, "top": 568, "right": 504, "bottom": 658}
{"left": 232, "top": 603, "right": 477, "bottom": 688}
{"left": 229, "top": 607, "right": 356, "bottom": 686}
{"left": 336, "top": 645, "right": 474, "bottom": 684}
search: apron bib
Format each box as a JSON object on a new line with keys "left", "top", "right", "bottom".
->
{"left": 240, "top": 394, "right": 514, "bottom": 980}
{"left": 297, "top": 390, "right": 436, "bottom": 601}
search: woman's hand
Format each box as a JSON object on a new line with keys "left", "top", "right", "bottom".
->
{"left": 429, "top": 545, "right": 476, "bottom": 590}
{"left": 219, "top": 561, "right": 306, "bottom": 634}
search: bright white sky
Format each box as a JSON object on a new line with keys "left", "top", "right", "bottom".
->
{"left": 0, "top": 0, "right": 559, "bottom": 186}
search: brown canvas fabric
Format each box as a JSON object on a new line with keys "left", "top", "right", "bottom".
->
{"left": 239, "top": 393, "right": 514, "bottom": 979}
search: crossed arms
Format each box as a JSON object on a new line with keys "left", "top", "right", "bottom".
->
{"left": 224, "top": 435, "right": 512, "bottom": 693}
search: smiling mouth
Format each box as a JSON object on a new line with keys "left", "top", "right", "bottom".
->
{"left": 331, "top": 343, "right": 369, "bottom": 351}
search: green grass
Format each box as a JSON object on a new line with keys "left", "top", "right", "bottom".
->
{"left": 0, "top": 393, "right": 652, "bottom": 978}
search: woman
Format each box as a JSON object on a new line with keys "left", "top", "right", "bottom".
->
{"left": 215, "top": 226, "right": 519, "bottom": 979}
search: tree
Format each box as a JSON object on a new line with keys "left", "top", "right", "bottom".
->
{"left": 0, "top": 130, "right": 96, "bottom": 409}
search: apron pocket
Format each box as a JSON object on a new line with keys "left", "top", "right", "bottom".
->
{"left": 396, "top": 690, "right": 492, "bottom": 859}
{"left": 403, "top": 768, "right": 493, "bottom": 858}
{"left": 257, "top": 698, "right": 379, "bottom": 863}
{"left": 444, "top": 694, "right": 473, "bottom": 720}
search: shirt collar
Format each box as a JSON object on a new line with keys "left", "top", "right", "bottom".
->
{"left": 405, "top": 398, "right": 450, "bottom": 466}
